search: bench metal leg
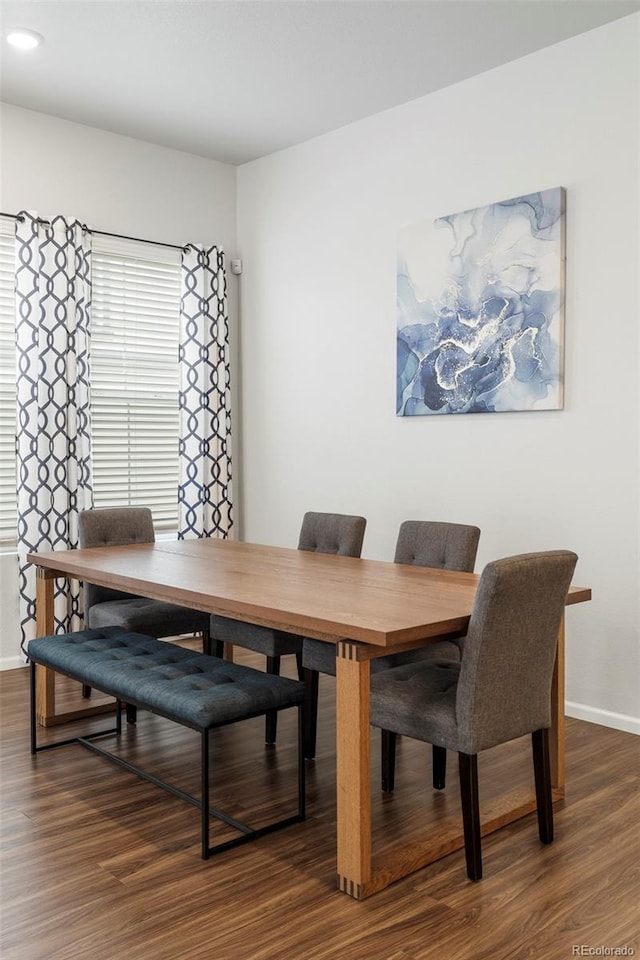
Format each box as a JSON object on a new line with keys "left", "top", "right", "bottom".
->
{"left": 30, "top": 660, "right": 37, "bottom": 755}
{"left": 200, "top": 702, "right": 306, "bottom": 859}
{"left": 30, "top": 661, "right": 120, "bottom": 754}
{"left": 30, "top": 661, "right": 305, "bottom": 860}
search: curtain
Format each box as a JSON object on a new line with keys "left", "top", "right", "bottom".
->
{"left": 15, "top": 212, "right": 93, "bottom": 654}
{"left": 178, "top": 245, "right": 233, "bottom": 539}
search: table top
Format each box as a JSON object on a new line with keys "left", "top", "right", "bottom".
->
{"left": 27, "top": 538, "right": 591, "bottom": 649}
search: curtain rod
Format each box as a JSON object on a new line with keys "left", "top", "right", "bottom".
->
{"left": 0, "top": 210, "right": 189, "bottom": 253}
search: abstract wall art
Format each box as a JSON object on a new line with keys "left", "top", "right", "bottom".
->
{"left": 397, "top": 188, "right": 565, "bottom": 416}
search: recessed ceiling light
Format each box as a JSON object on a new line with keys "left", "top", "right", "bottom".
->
{"left": 6, "top": 29, "right": 44, "bottom": 51}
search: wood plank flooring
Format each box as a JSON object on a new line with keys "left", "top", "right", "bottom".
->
{"left": 1, "top": 645, "right": 638, "bottom": 960}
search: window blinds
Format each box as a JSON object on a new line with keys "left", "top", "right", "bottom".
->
{"left": 91, "top": 237, "right": 181, "bottom": 532}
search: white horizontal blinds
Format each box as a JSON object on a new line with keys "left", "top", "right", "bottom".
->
{"left": 0, "top": 222, "right": 17, "bottom": 544}
{"left": 91, "top": 236, "right": 181, "bottom": 532}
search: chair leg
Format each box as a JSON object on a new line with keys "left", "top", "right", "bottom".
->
{"left": 458, "top": 752, "right": 482, "bottom": 881}
{"left": 297, "top": 705, "right": 306, "bottom": 820}
{"left": 295, "top": 650, "right": 304, "bottom": 681}
{"left": 214, "top": 640, "right": 224, "bottom": 658}
{"left": 82, "top": 685, "right": 91, "bottom": 699}
{"left": 126, "top": 703, "right": 137, "bottom": 725}
{"left": 202, "top": 625, "right": 212, "bottom": 657}
{"left": 303, "top": 668, "right": 319, "bottom": 760}
{"left": 532, "top": 728, "right": 554, "bottom": 844}
{"left": 381, "top": 730, "right": 397, "bottom": 793}
{"left": 432, "top": 745, "right": 447, "bottom": 790}
{"left": 265, "top": 656, "right": 281, "bottom": 744}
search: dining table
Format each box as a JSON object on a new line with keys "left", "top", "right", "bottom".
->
{"left": 27, "top": 536, "right": 591, "bottom": 899}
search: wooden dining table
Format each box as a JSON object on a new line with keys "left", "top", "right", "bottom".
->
{"left": 27, "top": 537, "right": 591, "bottom": 899}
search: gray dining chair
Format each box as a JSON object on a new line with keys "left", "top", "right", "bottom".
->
{"left": 79, "top": 507, "right": 212, "bottom": 714}
{"left": 302, "top": 519, "right": 481, "bottom": 767}
{"left": 210, "top": 511, "right": 367, "bottom": 744}
{"left": 370, "top": 550, "right": 578, "bottom": 881}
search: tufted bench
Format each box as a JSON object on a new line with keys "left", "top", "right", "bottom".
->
{"left": 28, "top": 627, "right": 305, "bottom": 859}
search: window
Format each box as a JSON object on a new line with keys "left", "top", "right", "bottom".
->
{"left": 0, "top": 220, "right": 16, "bottom": 546}
{"left": 0, "top": 229, "right": 182, "bottom": 547}
{"left": 91, "top": 236, "right": 182, "bottom": 533}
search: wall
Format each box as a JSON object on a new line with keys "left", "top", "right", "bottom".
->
{"left": 236, "top": 17, "right": 640, "bottom": 732}
{"left": 0, "top": 103, "right": 238, "bottom": 669}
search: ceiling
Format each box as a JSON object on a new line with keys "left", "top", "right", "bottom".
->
{"left": 1, "top": 0, "right": 638, "bottom": 165}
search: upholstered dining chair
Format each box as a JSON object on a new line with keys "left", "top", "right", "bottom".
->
{"left": 370, "top": 550, "right": 578, "bottom": 881}
{"left": 210, "top": 511, "right": 367, "bottom": 744}
{"left": 302, "top": 520, "right": 481, "bottom": 766}
{"left": 79, "top": 507, "right": 212, "bottom": 711}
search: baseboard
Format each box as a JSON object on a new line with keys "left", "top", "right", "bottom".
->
{"left": 0, "top": 656, "right": 27, "bottom": 672}
{"left": 566, "top": 701, "right": 640, "bottom": 736}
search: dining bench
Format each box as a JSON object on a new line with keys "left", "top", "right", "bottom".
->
{"left": 28, "top": 626, "right": 305, "bottom": 859}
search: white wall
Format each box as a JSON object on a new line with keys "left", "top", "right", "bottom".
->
{"left": 0, "top": 103, "right": 238, "bottom": 669}
{"left": 237, "top": 17, "right": 640, "bottom": 732}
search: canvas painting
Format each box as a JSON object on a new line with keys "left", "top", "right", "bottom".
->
{"left": 397, "top": 188, "right": 565, "bottom": 416}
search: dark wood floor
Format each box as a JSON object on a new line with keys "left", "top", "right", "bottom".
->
{"left": 1, "top": 646, "right": 638, "bottom": 960}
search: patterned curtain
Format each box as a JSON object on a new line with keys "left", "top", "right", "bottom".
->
{"left": 178, "top": 245, "right": 233, "bottom": 539}
{"left": 15, "top": 212, "right": 93, "bottom": 654}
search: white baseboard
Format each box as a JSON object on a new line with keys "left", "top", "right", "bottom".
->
{"left": 0, "top": 656, "right": 27, "bottom": 672}
{"left": 566, "top": 701, "right": 640, "bottom": 736}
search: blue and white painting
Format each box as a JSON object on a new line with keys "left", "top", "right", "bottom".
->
{"left": 397, "top": 188, "right": 565, "bottom": 415}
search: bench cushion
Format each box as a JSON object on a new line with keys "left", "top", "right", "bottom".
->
{"left": 28, "top": 627, "right": 304, "bottom": 732}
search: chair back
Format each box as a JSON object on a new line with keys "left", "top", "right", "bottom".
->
{"left": 297, "top": 512, "right": 366, "bottom": 558}
{"left": 394, "top": 520, "right": 480, "bottom": 572}
{"left": 456, "top": 550, "right": 578, "bottom": 754}
{"left": 79, "top": 507, "right": 155, "bottom": 609}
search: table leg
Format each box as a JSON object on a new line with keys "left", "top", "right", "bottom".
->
{"left": 35, "top": 568, "right": 56, "bottom": 725}
{"left": 333, "top": 626, "right": 569, "bottom": 900}
{"left": 33, "top": 566, "right": 116, "bottom": 727}
{"left": 335, "top": 640, "right": 372, "bottom": 899}
{"left": 550, "top": 616, "right": 565, "bottom": 793}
